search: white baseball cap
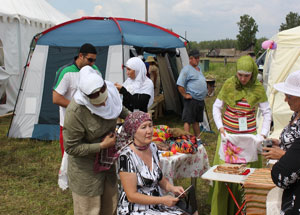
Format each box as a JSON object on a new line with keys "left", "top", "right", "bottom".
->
{"left": 274, "top": 70, "right": 300, "bottom": 97}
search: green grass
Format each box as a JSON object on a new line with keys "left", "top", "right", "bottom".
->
{"left": 0, "top": 118, "right": 73, "bottom": 215}
{"left": 0, "top": 62, "right": 237, "bottom": 215}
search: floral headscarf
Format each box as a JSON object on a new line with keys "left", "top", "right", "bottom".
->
{"left": 217, "top": 55, "right": 267, "bottom": 107}
{"left": 116, "top": 111, "right": 152, "bottom": 149}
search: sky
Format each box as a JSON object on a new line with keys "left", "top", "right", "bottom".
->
{"left": 47, "top": 0, "right": 300, "bottom": 42}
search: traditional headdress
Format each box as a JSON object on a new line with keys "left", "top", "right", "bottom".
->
{"left": 116, "top": 111, "right": 152, "bottom": 149}
{"left": 217, "top": 55, "right": 267, "bottom": 107}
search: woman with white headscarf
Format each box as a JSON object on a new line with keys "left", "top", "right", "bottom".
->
{"left": 115, "top": 57, "right": 154, "bottom": 112}
{"left": 63, "top": 65, "right": 129, "bottom": 215}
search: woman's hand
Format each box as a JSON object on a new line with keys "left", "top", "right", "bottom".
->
{"left": 114, "top": 83, "right": 122, "bottom": 91}
{"left": 219, "top": 127, "right": 226, "bottom": 137}
{"left": 271, "top": 138, "right": 280, "bottom": 146}
{"left": 100, "top": 132, "right": 116, "bottom": 149}
{"left": 262, "top": 146, "right": 285, "bottom": 160}
{"left": 161, "top": 195, "right": 179, "bottom": 207}
{"left": 170, "top": 186, "right": 185, "bottom": 197}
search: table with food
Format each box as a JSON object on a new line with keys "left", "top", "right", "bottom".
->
{"left": 151, "top": 125, "right": 210, "bottom": 184}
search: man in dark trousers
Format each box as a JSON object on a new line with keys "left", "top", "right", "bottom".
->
{"left": 176, "top": 49, "right": 207, "bottom": 137}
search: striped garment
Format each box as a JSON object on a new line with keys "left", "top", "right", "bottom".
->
{"left": 223, "top": 99, "right": 257, "bottom": 134}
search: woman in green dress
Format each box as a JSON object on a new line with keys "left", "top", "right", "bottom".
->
{"left": 209, "top": 55, "right": 272, "bottom": 215}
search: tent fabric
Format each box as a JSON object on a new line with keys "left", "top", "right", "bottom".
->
{"left": 0, "top": 0, "right": 69, "bottom": 115}
{"left": 8, "top": 45, "right": 49, "bottom": 139}
{"left": 259, "top": 26, "right": 300, "bottom": 138}
{"left": 105, "top": 45, "right": 130, "bottom": 84}
{"left": 8, "top": 17, "right": 189, "bottom": 140}
{"left": 0, "top": 0, "right": 68, "bottom": 25}
{"left": 157, "top": 55, "right": 182, "bottom": 114}
{"left": 37, "top": 17, "right": 185, "bottom": 49}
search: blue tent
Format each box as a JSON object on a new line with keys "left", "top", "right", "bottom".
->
{"left": 8, "top": 17, "right": 189, "bottom": 140}
{"left": 38, "top": 17, "right": 186, "bottom": 48}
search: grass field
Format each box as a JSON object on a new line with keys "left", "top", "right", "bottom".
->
{"left": 0, "top": 61, "right": 237, "bottom": 215}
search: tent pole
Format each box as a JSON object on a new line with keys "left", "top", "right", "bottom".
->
{"left": 7, "top": 34, "right": 39, "bottom": 137}
{"left": 145, "top": 0, "right": 148, "bottom": 22}
{"left": 122, "top": 39, "right": 125, "bottom": 82}
{"left": 110, "top": 17, "right": 126, "bottom": 82}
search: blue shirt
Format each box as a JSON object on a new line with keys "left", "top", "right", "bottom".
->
{"left": 176, "top": 64, "right": 207, "bottom": 101}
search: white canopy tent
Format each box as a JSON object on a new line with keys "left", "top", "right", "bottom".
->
{"left": 0, "top": 0, "right": 69, "bottom": 115}
{"left": 259, "top": 26, "right": 300, "bottom": 138}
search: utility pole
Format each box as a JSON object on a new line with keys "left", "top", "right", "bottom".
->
{"left": 145, "top": 0, "right": 148, "bottom": 22}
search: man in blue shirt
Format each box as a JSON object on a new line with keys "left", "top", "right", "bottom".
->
{"left": 177, "top": 49, "right": 207, "bottom": 137}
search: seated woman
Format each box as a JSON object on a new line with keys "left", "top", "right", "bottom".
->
{"left": 262, "top": 70, "right": 300, "bottom": 160}
{"left": 115, "top": 57, "right": 154, "bottom": 112}
{"left": 117, "top": 111, "right": 188, "bottom": 215}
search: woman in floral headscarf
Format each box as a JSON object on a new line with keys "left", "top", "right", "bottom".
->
{"left": 115, "top": 57, "right": 154, "bottom": 112}
{"left": 117, "top": 111, "right": 193, "bottom": 215}
{"left": 209, "top": 55, "right": 272, "bottom": 215}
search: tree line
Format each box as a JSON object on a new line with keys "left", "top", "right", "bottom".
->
{"left": 188, "top": 11, "right": 300, "bottom": 57}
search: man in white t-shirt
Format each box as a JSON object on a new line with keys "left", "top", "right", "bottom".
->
{"left": 53, "top": 43, "right": 100, "bottom": 157}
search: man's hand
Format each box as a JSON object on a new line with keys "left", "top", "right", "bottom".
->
{"left": 177, "top": 86, "right": 192, "bottom": 99}
{"left": 184, "top": 94, "right": 192, "bottom": 99}
{"left": 53, "top": 90, "right": 70, "bottom": 108}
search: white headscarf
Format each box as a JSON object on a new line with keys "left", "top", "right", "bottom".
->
{"left": 123, "top": 57, "right": 154, "bottom": 108}
{"left": 74, "top": 66, "right": 122, "bottom": 119}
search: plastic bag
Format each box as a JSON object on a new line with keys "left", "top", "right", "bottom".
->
{"left": 58, "top": 152, "right": 68, "bottom": 190}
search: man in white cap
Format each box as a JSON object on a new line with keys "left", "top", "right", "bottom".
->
{"left": 63, "top": 65, "right": 129, "bottom": 215}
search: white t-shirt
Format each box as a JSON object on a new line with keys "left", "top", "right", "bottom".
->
{"left": 54, "top": 70, "right": 80, "bottom": 126}
{"left": 53, "top": 63, "right": 100, "bottom": 126}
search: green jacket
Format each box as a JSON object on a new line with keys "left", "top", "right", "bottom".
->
{"left": 63, "top": 99, "right": 129, "bottom": 196}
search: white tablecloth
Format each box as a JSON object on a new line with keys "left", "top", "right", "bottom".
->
{"left": 159, "top": 144, "right": 210, "bottom": 182}
{"left": 201, "top": 165, "right": 255, "bottom": 184}
{"left": 266, "top": 187, "right": 283, "bottom": 215}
